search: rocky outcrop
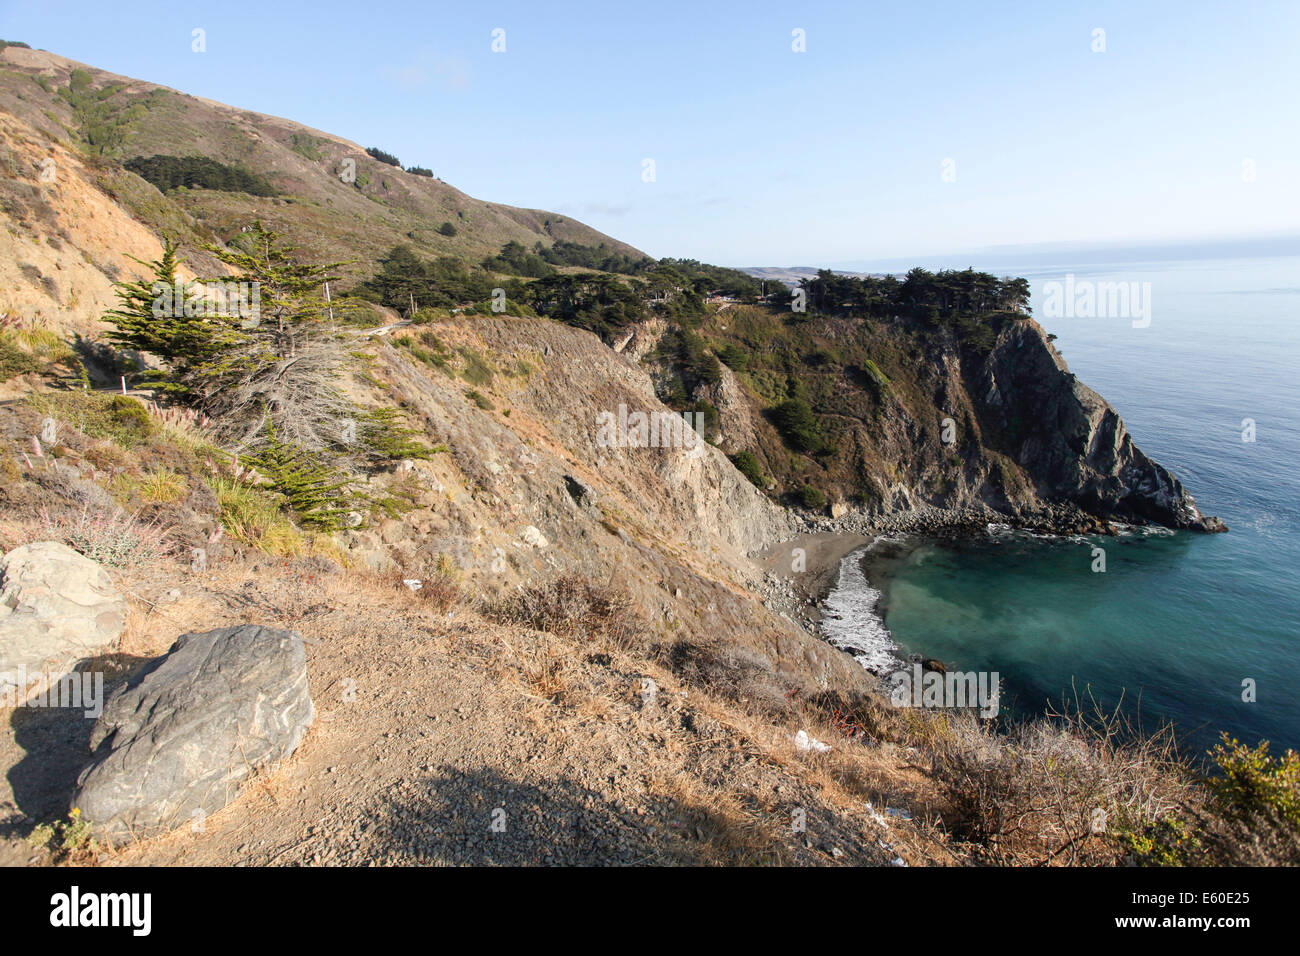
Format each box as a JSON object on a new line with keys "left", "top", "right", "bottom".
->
{"left": 75, "top": 625, "right": 314, "bottom": 840}
{"left": 611, "top": 317, "right": 667, "bottom": 362}
{"left": 0, "top": 542, "right": 126, "bottom": 696}
{"left": 977, "top": 320, "right": 1226, "bottom": 532}
{"left": 640, "top": 304, "right": 1224, "bottom": 535}
{"left": 694, "top": 362, "right": 759, "bottom": 454}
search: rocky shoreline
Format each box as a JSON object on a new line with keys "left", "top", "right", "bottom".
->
{"left": 753, "top": 501, "right": 1180, "bottom": 669}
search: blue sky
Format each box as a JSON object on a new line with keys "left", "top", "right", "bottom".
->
{"left": 4, "top": 0, "right": 1298, "bottom": 266}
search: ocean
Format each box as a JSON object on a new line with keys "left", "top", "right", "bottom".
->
{"left": 822, "top": 253, "right": 1300, "bottom": 756}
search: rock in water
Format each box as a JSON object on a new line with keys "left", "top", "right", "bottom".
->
{"left": 75, "top": 625, "right": 314, "bottom": 840}
{"left": 0, "top": 541, "right": 126, "bottom": 697}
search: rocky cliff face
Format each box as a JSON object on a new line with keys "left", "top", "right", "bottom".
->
{"left": 348, "top": 319, "right": 864, "bottom": 696}
{"left": 639, "top": 307, "right": 1224, "bottom": 534}
{"left": 975, "top": 320, "right": 1225, "bottom": 532}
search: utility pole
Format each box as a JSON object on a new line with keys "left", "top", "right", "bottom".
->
{"left": 325, "top": 280, "right": 334, "bottom": 322}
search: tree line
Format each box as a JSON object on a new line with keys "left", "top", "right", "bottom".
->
{"left": 125, "top": 154, "right": 281, "bottom": 197}
{"left": 800, "top": 267, "right": 1031, "bottom": 320}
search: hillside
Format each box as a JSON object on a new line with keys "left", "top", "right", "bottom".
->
{"left": 0, "top": 45, "right": 1263, "bottom": 870}
{"left": 0, "top": 45, "right": 644, "bottom": 332}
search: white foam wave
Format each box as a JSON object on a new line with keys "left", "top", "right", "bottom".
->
{"left": 820, "top": 540, "right": 900, "bottom": 674}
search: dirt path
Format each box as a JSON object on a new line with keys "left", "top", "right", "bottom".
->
{"left": 1, "top": 556, "right": 951, "bottom": 867}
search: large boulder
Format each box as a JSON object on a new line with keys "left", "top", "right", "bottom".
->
{"left": 0, "top": 541, "right": 126, "bottom": 697}
{"left": 75, "top": 625, "right": 315, "bottom": 840}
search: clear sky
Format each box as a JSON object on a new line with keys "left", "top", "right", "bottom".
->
{"left": 4, "top": 0, "right": 1298, "bottom": 266}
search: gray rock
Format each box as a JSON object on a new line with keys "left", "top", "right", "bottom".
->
{"left": 0, "top": 542, "right": 126, "bottom": 696}
{"left": 75, "top": 625, "right": 314, "bottom": 840}
{"left": 563, "top": 474, "right": 599, "bottom": 508}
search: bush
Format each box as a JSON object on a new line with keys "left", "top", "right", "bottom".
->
{"left": 0, "top": 334, "right": 41, "bottom": 381}
{"left": 27, "top": 809, "right": 96, "bottom": 864}
{"left": 459, "top": 349, "right": 494, "bottom": 386}
{"left": 796, "top": 485, "right": 826, "bottom": 509}
{"left": 357, "top": 407, "right": 442, "bottom": 461}
{"left": 437, "top": 221, "right": 457, "bottom": 237}
{"left": 389, "top": 557, "right": 459, "bottom": 613}
{"left": 38, "top": 503, "right": 173, "bottom": 568}
{"left": 106, "top": 395, "right": 154, "bottom": 445}
{"left": 717, "top": 343, "right": 749, "bottom": 371}
{"left": 124, "top": 155, "right": 280, "bottom": 197}
{"left": 487, "top": 574, "right": 639, "bottom": 650}
{"left": 114, "top": 467, "right": 186, "bottom": 505}
{"left": 406, "top": 166, "right": 434, "bottom": 177}
{"left": 242, "top": 423, "right": 353, "bottom": 530}
{"left": 26, "top": 392, "right": 154, "bottom": 448}
{"left": 770, "top": 397, "right": 824, "bottom": 454}
{"left": 288, "top": 133, "right": 323, "bottom": 161}
{"left": 394, "top": 332, "right": 451, "bottom": 372}
{"left": 210, "top": 477, "right": 303, "bottom": 555}
{"left": 1112, "top": 734, "right": 1300, "bottom": 866}
{"left": 0, "top": 329, "right": 77, "bottom": 381}
{"left": 729, "top": 451, "right": 765, "bottom": 488}
{"left": 1208, "top": 735, "right": 1300, "bottom": 829}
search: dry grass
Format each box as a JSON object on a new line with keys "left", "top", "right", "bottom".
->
{"left": 382, "top": 552, "right": 463, "bottom": 614}
{"left": 485, "top": 573, "right": 641, "bottom": 651}
{"left": 793, "top": 685, "right": 1200, "bottom": 865}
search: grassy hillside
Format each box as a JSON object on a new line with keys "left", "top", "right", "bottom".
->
{"left": 0, "top": 45, "right": 645, "bottom": 289}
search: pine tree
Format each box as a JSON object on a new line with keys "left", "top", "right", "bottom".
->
{"left": 102, "top": 239, "right": 237, "bottom": 397}
{"left": 204, "top": 221, "right": 343, "bottom": 361}
{"left": 243, "top": 416, "right": 353, "bottom": 529}
{"left": 193, "top": 222, "right": 355, "bottom": 451}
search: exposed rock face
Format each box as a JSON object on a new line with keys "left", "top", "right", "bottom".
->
{"left": 0, "top": 542, "right": 126, "bottom": 695}
{"left": 365, "top": 320, "right": 867, "bottom": 697}
{"left": 977, "top": 321, "right": 1226, "bottom": 531}
{"left": 75, "top": 625, "right": 314, "bottom": 840}
{"left": 695, "top": 362, "right": 759, "bottom": 454}
{"left": 563, "top": 474, "right": 599, "bottom": 509}
{"left": 611, "top": 317, "right": 667, "bottom": 362}
{"left": 640, "top": 306, "right": 1223, "bottom": 535}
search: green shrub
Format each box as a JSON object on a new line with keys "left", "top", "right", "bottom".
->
{"left": 717, "top": 343, "right": 749, "bottom": 371}
{"left": 124, "top": 155, "right": 280, "bottom": 197}
{"left": 288, "top": 133, "right": 323, "bottom": 161}
{"left": 862, "top": 358, "right": 891, "bottom": 386}
{"left": 358, "top": 407, "right": 443, "bottom": 460}
{"left": 0, "top": 334, "right": 41, "bottom": 381}
{"left": 729, "top": 451, "right": 765, "bottom": 487}
{"left": 210, "top": 477, "right": 303, "bottom": 555}
{"left": 770, "top": 397, "right": 824, "bottom": 454}
{"left": 106, "top": 395, "right": 154, "bottom": 444}
{"left": 466, "top": 389, "right": 494, "bottom": 411}
{"left": 28, "top": 808, "right": 96, "bottom": 864}
{"left": 1208, "top": 735, "right": 1300, "bottom": 830}
{"left": 1117, "top": 735, "right": 1300, "bottom": 866}
{"left": 242, "top": 421, "right": 353, "bottom": 530}
{"left": 366, "top": 146, "right": 401, "bottom": 167}
{"left": 796, "top": 485, "right": 827, "bottom": 509}
{"left": 459, "top": 348, "right": 494, "bottom": 386}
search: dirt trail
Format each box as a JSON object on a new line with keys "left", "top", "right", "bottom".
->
{"left": 0, "top": 556, "right": 952, "bottom": 867}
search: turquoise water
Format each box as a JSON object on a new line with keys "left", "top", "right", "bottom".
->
{"left": 876, "top": 254, "right": 1300, "bottom": 755}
